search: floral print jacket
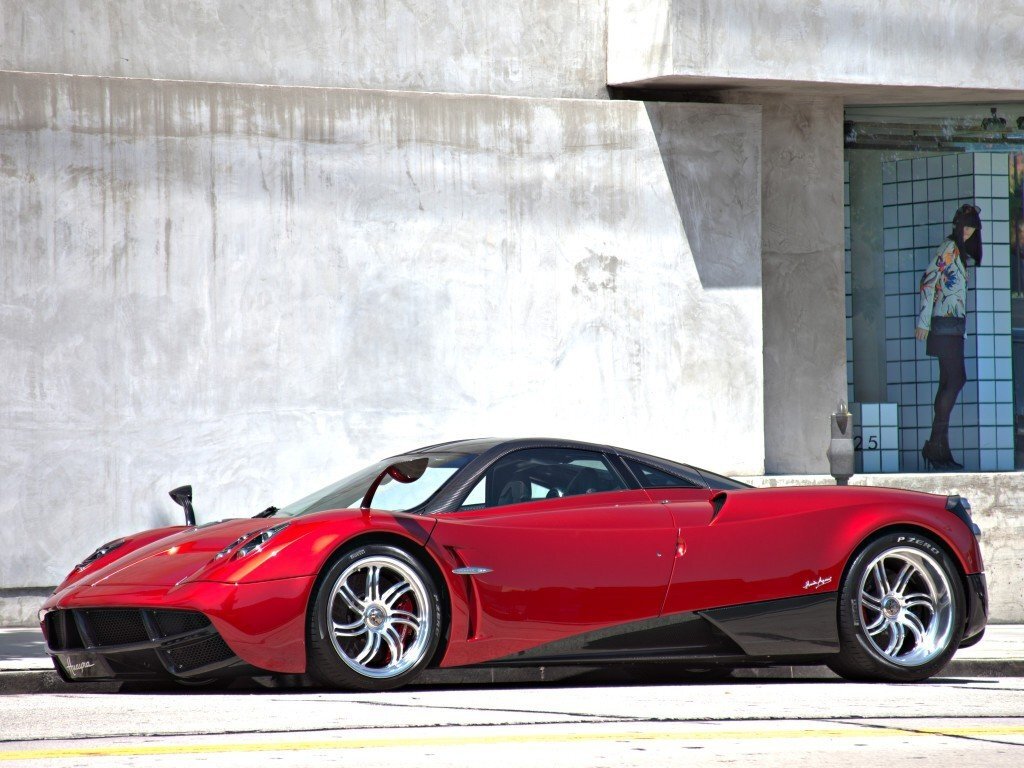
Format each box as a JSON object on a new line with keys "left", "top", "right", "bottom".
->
{"left": 917, "top": 239, "right": 971, "bottom": 331}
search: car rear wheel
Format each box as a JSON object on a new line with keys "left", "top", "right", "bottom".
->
{"left": 307, "top": 544, "right": 442, "bottom": 691}
{"left": 828, "top": 531, "right": 964, "bottom": 682}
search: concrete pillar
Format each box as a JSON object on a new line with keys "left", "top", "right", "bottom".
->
{"left": 725, "top": 94, "right": 847, "bottom": 474}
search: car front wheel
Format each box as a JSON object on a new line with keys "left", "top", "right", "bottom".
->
{"left": 829, "top": 531, "right": 965, "bottom": 682}
{"left": 307, "top": 544, "right": 442, "bottom": 691}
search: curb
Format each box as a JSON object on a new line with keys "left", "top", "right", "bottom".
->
{"left": 0, "top": 668, "right": 118, "bottom": 694}
{"left": 3, "top": 658, "right": 1023, "bottom": 695}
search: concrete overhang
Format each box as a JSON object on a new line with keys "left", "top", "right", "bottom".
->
{"left": 608, "top": 75, "right": 1024, "bottom": 108}
{"left": 609, "top": 1, "right": 1024, "bottom": 107}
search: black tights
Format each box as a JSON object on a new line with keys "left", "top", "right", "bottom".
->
{"left": 930, "top": 350, "right": 966, "bottom": 443}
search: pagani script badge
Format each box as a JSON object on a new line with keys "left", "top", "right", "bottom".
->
{"left": 67, "top": 660, "right": 95, "bottom": 673}
{"left": 802, "top": 576, "right": 832, "bottom": 590}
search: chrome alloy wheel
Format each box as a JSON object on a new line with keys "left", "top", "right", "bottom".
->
{"left": 327, "top": 555, "right": 433, "bottom": 679}
{"left": 857, "top": 547, "right": 955, "bottom": 667}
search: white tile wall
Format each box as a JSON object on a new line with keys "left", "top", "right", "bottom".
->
{"left": 881, "top": 152, "right": 1014, "bottom": 471}
{"left": 852, "top": 402, "right": 900, "bottom": 473}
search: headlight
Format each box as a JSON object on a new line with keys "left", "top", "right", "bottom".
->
{"left": 75, "top": 538, "right": 127, "bottom": 571}
{"left": 229, "top": 523, "right": 290, "bottom": 560}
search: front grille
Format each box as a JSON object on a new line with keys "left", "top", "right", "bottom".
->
{"left": 55, "top": 608, "right": 211, "bottom": 648}
{"left": 164, "top": 635, "right": 235, "bottom": 674}
{"left": 80, "top": 609, "right": 149, "bottom": 646}
{"left": 151, "top": 610, "right": 210, "bottom": 638}
{"left": 46, "top": 606, "right": 238, "bottom": 678}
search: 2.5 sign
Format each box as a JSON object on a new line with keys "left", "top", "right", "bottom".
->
{"left": 854, "top": 435, "right": 879, "bottom": 451}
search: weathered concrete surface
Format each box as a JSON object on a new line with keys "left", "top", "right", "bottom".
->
{"left": 4, "top": 679, "right": 1024, "bottom": 768}
{"left": 0, "top": 0, "right": 609, "bottom": 99}
{"left": 609, "top": 1, "right": 1024, "bottom": 93}
{"left": 0, "top": 590, "right": 50, "bottom": 627}
{"left": 0, "top": 71, "right": 763, "bottom": 595}
{"left": 741, "top": 472, "right": 1024, "bottom": 623}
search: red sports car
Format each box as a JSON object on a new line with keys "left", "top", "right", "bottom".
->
{"left": 40, "top": 438, "right": 987, "bottom": 690}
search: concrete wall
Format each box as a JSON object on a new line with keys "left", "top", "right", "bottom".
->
{"left": 609, "top": 0, "right": 1024, "bottom": 90}
{"left": 0, "top": 0, "right": 609, "bottom": 99}
{"left": 4, "top": 1, "right": 1016, "bottom": 629}
{"left": 0, "top": 71, "right": 764, "bottom": 601}
{"left": 742, "top": 472, "right": 1024, "bottom": 624}
{"left": 14, "top": 1, "right": 1022, "bottom": 98}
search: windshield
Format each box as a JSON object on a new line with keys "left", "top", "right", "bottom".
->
{"left": 275, "top": 452, "right": 475, "bottom": 517}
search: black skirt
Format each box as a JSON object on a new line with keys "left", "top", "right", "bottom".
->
{"left": 926, "top": 316, "right": 966, "bottom": 358}
{"left": 926, "top": 330, "right": 965, "bottom": 359}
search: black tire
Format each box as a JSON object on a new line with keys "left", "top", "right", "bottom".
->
{"left": 828, "top": 531, "right": 965, "bottom": 682}
{"left": 307, "top": 544, "right": 442, "bottom": 691}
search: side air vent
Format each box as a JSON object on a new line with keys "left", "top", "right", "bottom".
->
{"left": 710, "top": 492, "right": 727, "bottom": 520}
{"left": 45, "top": 610, "right": 84, "bottom": 651}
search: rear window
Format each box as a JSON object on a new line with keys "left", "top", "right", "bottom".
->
{"left": 623, "top": 458, "right": 702, "bottom": 488}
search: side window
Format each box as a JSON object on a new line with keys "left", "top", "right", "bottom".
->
{"left": 461, "top": 447, "right": 627, "bottom": 509}
{"left": 623, "top": 457, "right": 702, "bottom": 489}
{"left": 460, "top": 476, "right": 487, "bottom": 509}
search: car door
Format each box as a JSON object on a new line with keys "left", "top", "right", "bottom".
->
{"left": 428, "top": 447, "right": 676, "bottom": 665}
{"left": 640, "top": 473, "right": 820, "bottom": 616}
{"left": 614, "top": 460, "right": 770, "bottom": 618}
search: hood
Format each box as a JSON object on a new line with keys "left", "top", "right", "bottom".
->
{"left": 76, "top": 518, "right": 275, "bottom": 588}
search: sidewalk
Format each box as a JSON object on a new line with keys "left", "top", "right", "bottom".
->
{"left": 3, "top": 626, "right": 1023, "bottom": 693}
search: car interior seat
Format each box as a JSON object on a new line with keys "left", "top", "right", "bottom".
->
{"left": 565, "top": 467, "right": 600, "bottom": 496}
{"left": 497, "top": 479, "right": 532, "bottom": 506}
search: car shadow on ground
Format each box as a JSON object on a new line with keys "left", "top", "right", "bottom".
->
{"left": 111, "top": 665, "right": 875, "bottom": 694}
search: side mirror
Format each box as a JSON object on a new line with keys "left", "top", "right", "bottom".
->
{"left": 169, "top": 485, "right": 197, "bottom": 526}
{"left": 360, "top": 458, "right": 429, "bottom": 510}
{"left": 386, "top": 458, "right": 429, "bottom": 484}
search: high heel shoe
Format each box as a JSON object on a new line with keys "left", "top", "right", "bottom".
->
{"left": 938, "top": 436, "right": 963, "bottom": 470}
{"left": 921, "top": 440, "right": 953, "bottom": 470}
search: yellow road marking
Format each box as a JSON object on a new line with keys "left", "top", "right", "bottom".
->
{"left": 3, "top": 725, "right": 1024, "bottom": 761}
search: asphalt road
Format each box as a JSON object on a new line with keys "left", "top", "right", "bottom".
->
{"left": 2, "top": 676, "right": 1024, "bottom": 766}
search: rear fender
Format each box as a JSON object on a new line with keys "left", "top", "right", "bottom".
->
{"left": 829, "top": 503, "right": 983, "bottom": 577}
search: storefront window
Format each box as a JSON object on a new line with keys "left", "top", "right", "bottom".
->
{"left": 844, "top": 104, "right": 1024, "bottom": 472}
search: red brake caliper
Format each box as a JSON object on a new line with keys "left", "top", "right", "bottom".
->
{"left": 395, "top": 595, "right": 414, "bottom": 646}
